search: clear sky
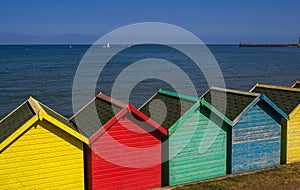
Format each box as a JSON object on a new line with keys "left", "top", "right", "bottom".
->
{"left": 0, "top": 0, "right": 299, "bottom": 44}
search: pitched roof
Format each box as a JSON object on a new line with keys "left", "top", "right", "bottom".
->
{"left": 291, "top": 80, "right": 300, "bottom": 88}
{"left": 139, "top": 89, "right": 198, "bottom": 129}
{"left": 0, "top": 101, "right": 34, "bottom": 144}
{"left": 90, "top": 104, "right": 167, "bottom": 143}
{"left": 203, "top": 87, "right": 260, "bottom": 121}
{"left": 70, "top": 93, "right": 126, "bottom": 138}
{"left": 0, "top": 97, "right": 88, "bottom": 151}
{"left": 250, "top": 83, "right": 300, "bottom": 115}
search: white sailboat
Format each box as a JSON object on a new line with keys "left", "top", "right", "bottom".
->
{"left": 103, "top": 43, "right": 110, "bottom": 48}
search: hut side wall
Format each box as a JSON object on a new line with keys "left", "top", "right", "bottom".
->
{"left": 91, "top": 117, "right": 162, "bottom": 190}
{"left": 0, "top": 121, "right": 85, "bottom": 190}
{"left": 231, "top": 102, "right": 281, "bottom": 174}
{"left": 286, "top": 111, "right": 300, "bottom": 163}
{"left": 168, "top": 108, "right": 227, "bottom": 186}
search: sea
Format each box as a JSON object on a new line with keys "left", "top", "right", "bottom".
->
{"left": 0, "top": 44, "right": 299, "bottom": 119}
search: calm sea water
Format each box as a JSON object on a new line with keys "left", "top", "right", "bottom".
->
{"left": 0, "top": 45, "right": 299, "bottom": 118}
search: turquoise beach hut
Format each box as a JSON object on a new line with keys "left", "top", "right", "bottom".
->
{"left": 203, "top": 87, "right": 287, "bottom": 174}
{"left": 139, "top": 89, "right": 231, "bottom": 186}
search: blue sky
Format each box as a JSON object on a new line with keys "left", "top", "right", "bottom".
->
{"left": 0, "top": 0, "right": 299, "bottom": 44}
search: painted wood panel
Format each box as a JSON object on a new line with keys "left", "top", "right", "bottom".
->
{"left": 231, "top": 102, "right": 281, "bottom": 174}
{"left": 286, "top": 112, "right": 300, "bottom": 163}
{"left": 0, "top": 120, "right": 85, "bottom": 190}
{"left": 168, "top": 108, "right": 227, "bottom": 186}
{"left": 89, "top": 116, "right": 162, "bottom": 190}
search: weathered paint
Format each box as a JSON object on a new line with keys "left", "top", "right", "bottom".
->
{"left": 286, "top": 109, "right": 300, "bottom": 163}
{"left": 168, "top": 107, "right": 227, "bottom": 186}
{"left": 230, "top": 102, "right": 282, "bottom": 174}
{"left": 89, "top": 116, "right": 163, "bottom": 190}
{"left": 0, "top": 120, "right": 85, "bottom": 190}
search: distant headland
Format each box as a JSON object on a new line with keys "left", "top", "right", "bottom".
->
{"left": 239, "top": 36, "right": 300, "bottom": 47}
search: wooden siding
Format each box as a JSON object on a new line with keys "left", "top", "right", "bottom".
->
{"left": 231, "top": 102, "right": 281, "bottom": 174}
{"left": 0, "top": 120, "right": 85, "bottom": 190}
{"left": 168, "top": 108, "right": 227, "bottom": 186}
{"left": 286, "top": 112, "right": 300, "bottom": 163}
{"left": 89, "top": 117, "right": 162, "bottom": 190}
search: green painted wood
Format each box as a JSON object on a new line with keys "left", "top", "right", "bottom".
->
{"left": 168, "top": 107, "right": 227, "bottom": 186}
{"left": 281, "top": 118, "right": 287, "bottom": 164}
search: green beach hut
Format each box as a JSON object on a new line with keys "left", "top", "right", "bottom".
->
{"left": 139, "top": 89, "right": 230, "bottom": 186}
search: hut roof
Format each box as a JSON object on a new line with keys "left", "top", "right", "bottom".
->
{"left": 291, "top": 80, "right": 300, "bottom": 88}
{"left": 139, "top": 89, "right": 198, "bottom": 129}
{"left": 203, "top": 87, "right": 260, "bottom": 121}
{"left": 0, "top": 101, "right": 34, "bottom": 144}
{"left": 0, "top": 97, "right": 88, "bottom": 151}
{"left": 70, "top": 92, "right": 127, "bottom": 138}
{"left": 250, "top": 83, "right": 300, "bottom": 115}
{"left": 90, "top": 104, "right": 167, "bottom": 143}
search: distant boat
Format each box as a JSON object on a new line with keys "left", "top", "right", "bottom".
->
{"left": 103, "top": 43, "right": 110, "bottom": 48}
{"left": 69, "top": 44, "right": 73, "bottom": 49}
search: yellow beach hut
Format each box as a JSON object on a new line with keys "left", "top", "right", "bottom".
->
{"left": 250, "top": 84, "right": 300, "bottom": 164}
{"left": 0, "top": 97, "right": 88, "bottom": 190}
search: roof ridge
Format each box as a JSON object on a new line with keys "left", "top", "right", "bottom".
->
{"left": 0, "top": 100, "right": 31, "bottom": 123}
{"left": 291, "top": 80, "right": 300, "bottom": 88}
{"left": 27, "top": 96, "right": 44, "bottom": 114}
{"left": 97, "top": 92, "right": 128, "bottom": 108}
{"left": 158, "top": 89, "right": 198, "bottom": 102}
{"left": 211, "top": 86, "right": 260, "bottom": 97}
{"left": 254, "top": 83, "right": 300, "bottom": 92}
{"left": 69, "top": 97, "right": 97, "bottom": 121}
{"left": 39, "top": 102, "right": 70, "bottom": 121}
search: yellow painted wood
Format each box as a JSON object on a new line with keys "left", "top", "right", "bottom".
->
{"left": 0, "top": 115, "right": 39, "bottom": 152}
{"left": 0, "top": 120, "right": 85, "bottom": 190}
{"left": 41, "top": 113, "right": 89, "bottom": 144}
{"left": 286, "top": 111, "right": 300, "bottom": 163}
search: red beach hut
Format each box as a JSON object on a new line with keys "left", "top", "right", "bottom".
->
{"left": 70, "top": 93, "right": 167, "bottom": 190}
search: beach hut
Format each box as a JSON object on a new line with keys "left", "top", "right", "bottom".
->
{"left": 291, "top": 80, "right": 300, "bottom": 88}
{"left": 139, "top": 89, "right": 231, "bottom": 186}
{"left": 0, "top": 97, "right": 88, "bottom": 190}
{"left": 250, "top": 84, "right": 300, "bottom": 164}
{"left": 70, "top": 92, "right": 167, "bottom": 190}
{"left": 203, "top": 87, "right": 287, "bottom": 174}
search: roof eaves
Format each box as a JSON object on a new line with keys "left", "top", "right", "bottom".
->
{"left": 0, "top": 100, "right": 30, "bottom": 123}
{"left": 40, "top": 111, "right": 89, "bottom": 144}
{"left": 252, "top": 83, "right": 300, "bottom": 92}
{"left": 138, "top": 91, "right": 159, "bottom": 110}
{"left": 28, "top": 96, "right": 43, "bottom": 115}
{"left": 231, "top": 95, "right": 261, "bottom": 126}
{"left": 128, "top": 104, "right": 168, "bottom": 136}
{"left": 158, "top": 89, "right": 199, "bottom": 102}
{"left": 0, "top": 115, "right": 39, "bottom": 152}
{"left": 288, "top": 103, "right": 300, "bottom": 119}
{"left": 200, "top": 98, "right": 233, "bottom": 126}
{"left": 212, "top": 86, "right": 260, "bottom": 97}
{"left": 97, "top": 92, "right": 128, "bottom": 108}
{"left": 89, "top": 107, "right": 129, "bottom": 144}
{"left": 260, "top": 94, "right": 289, "bottom": 119}
{"left": 291, "top": 80, "right": 300, "bottom": 88}
{"left": 169, "top": 99, "right": 201, "bottom": 135}
{"left": 29, "top": 97, "right": 89, "bottom": 144}
{"left": 69, "top": 97, "right": 97, "bottom": 121}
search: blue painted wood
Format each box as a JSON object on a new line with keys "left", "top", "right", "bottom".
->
{"left": 230, "top": 101, "right": 282, "bottom": 174}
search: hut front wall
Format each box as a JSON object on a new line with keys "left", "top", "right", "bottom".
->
{"left": 286, "top": 111, "right": 300, "bottom": 163}
{"left": 90, "top": 117, "right": 162, "bottom": 190}
{"left": 168, "top": 108, "right": 227, "bottom": 186}
{"left": 231, "top": 102, "right": 281, "bottom": 174}
{"left": 0, "top": 120, "right": 85, "bottom": 190}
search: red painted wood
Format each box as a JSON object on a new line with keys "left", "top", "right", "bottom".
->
{"left": 89, "top": 116, "right": 163, "bottom": 190}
